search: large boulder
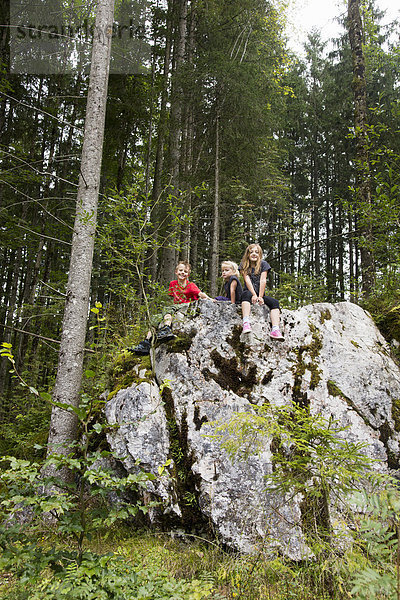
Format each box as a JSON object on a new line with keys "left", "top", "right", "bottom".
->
{"left": 105, "top": 301, "right": 400, "bottom": 558}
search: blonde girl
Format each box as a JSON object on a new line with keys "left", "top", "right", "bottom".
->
{"left": 214, "top": 261, "right": 243, "bottom": 304}
{"left": 239, "top": 243, "right": 283, "bottom": 339}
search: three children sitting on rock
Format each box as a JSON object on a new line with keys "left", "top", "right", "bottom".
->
{"left": 130, "top": 246, "right": 283, "bottom": 355}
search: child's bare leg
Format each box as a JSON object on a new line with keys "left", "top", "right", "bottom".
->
{"left": 270, "top": 308, "right": 280, "bottom": 328}
{"left": 163, "top": 313, "right": 172, "bottom": 327}
{"left": 242, "top": 301, "right": 251, "bottom": 319}
{"left": 242, "top": 301, "right": 252, "bottom": 333}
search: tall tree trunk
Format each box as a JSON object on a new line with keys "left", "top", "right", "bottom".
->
{"left": 312, "top": 155, "right": 320, "bottom": 277}
{"left": 180, "top": 6, "right": 196, "bottom": 262}
{"left": 46, "top": 0, "right": 115, "bottom": 470}
{"left": 0, "top": 246, "right": 22, "bottom": 410}
{"left": 347, "top": 0, "right": 375, "bottom": 297}
{"left": 338, "top": 202, "right": 345, "bottom": 299}
{"left": 150, "top": 1, "right": 173, "bottom": 280}
{"left": 160, "top": 0, "right": 188, "bottom": 283}
{"left": 210, "top": 113, "right": 220, "bottom": 296}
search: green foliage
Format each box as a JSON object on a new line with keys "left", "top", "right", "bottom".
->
{"left": 0, "top": 526, "right": 355, "bottom": 600}
{"left": 0, "top": 403, "right": 50, "bottom": 459}
{"left": 1, "top": 554, "right": 214, "bottom": 600}
{"left": 347, "top": 119, "right": 400, "bottom": 274}
{"left": 0, "top": 342, "right": 53, "bottom": 458}
{"left": 216, "top": 403, "right": 371, "bottom": 497}
{"left": 97, "top": 184, "right": 195, "bottom": 350}
{"left": 273, "top": 273, "right": 328, "bottom": 309}
{"left": 107, "top": 350, "right": 153, "bottom": 400}
{"left": 0, "top": 342, "right": 41, "bottom": 398}
{"left": 361, "top": 275, "right": 400, "bottom": 352}
{"left": 349, "top": 475, "right": 400, "bottom": 600}
{"left": 213, "top": 402, "right": 375, "bottom": 597}
{"left": 98, "top": 184, "right": 191, "bottom": 301}
{"left": 0, "top": 395, "right": 161, "bottom": 598}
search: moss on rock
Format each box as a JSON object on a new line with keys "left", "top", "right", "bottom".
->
{"left": 391, "top": 398, "right": 400, "bottom": 432}
{"left": 327, "top": 380, "right": 346, "bottom": 398}
{"left": 292, "top": 323, "right": 323, "bottom": 407}
{"left": 319, "top": 309, "right": 332, "bottom": 324}
{"left": 161, "top": 388, "right": 210, "bottom": 532}
{"left": 107, "top": 352, "right": 153, "bottom": 400}
{"left": 203, "top": 350, "right": 258, "bottom": 398}
{"left": 227, "top": 325, "right": 249, "bottom": 363}
{"left": 166, "top": 331, "right": 196, "bottom": 354}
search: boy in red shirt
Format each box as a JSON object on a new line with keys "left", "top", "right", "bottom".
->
{"left": 168, "top": 261, "right": 207, "bottom": 304}
{"left": 131, "top": 260, "right": 208, "bottom": 355}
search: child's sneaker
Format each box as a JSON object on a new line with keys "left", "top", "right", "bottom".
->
{"left": 269, "top": 328, "right": 284, "bottom": 341}
{"left": 242, "top": 322, "right": 252, "bottom": 334}
{"left": 128, "top": 339, "right": 151, "bottom": 355}
{"left": 156, "top": 325, "right": 176, "bottom": 342}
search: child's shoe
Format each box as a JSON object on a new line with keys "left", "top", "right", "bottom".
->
{"left": 156, "top": 325, "right": 176, "bottom": 342}
{"left": 269, "top": 328, "right": 284, "bottom": 341}
{"left": 128, "top": 339, "right": 151, "bottom": 355}
{"left": 242, "top": 322, "right": 252, "bottom": 334}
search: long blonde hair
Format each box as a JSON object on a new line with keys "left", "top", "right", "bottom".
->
{"left": 221, "top": 260, "right": 239, "bottom": 278}
{"left": 240, "top": 243, "right": 263, "bottom": 275}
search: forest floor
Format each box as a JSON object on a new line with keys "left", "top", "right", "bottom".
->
{"left": 0, "top": 526, "right": 356, "bottom": 600}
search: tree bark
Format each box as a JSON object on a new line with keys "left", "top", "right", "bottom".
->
{"left": 150, "top": 1, "right": 173, "bottom": 280}
{"left": 210, "top": 113, "right": 220, "bottom": 297}
{"left": 46, "top": 0, "right": 115, "bottom": 468}
{"left": 160, "top": 0, "right": 188, "bottom": 284}
{"left": 347, "top": 0, "right": 375, "bottom": 297}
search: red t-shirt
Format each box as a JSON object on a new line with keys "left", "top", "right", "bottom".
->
{"left": 168, "top": 280, "right": 201, "bottom": 304}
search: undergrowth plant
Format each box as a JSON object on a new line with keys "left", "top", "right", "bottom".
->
{"left": 213, "top": 402, "right": 375, "bottom": 598}
{"left": 0, "top": 393, "right": 216, "bottom": 599}
{"left": 349, "top": 475, "right": 400, "bottom": 600}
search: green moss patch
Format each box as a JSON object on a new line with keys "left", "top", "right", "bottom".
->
{"left": 166, "top": 331, "right": 196, "bottom": 354}
{"left": 391, "top": 398, "right": 400, "bottom": 432}
{"left": 262, "top": 370, "right": 274, "bottom": 385}
{"left": 368, "top": 303, "right": 400, "bottom": 343}
{"left": 107, "top": 352, "right": 153, "bottom": 400}
{"left": 327, "top": 380, "right": 346, "bottom": 398}
{"left": 162, "top": 388, "right": 209, "bottom": 532}
{"left": 292, "top": 323, "right": 323, "bottom": 407}
{"left": 203, "top": 350, "right": 258, "bottom": 398}
{"left": 319, "top": 309, "right": 332, "bottom": 324}
{"left": 227, "top": 325, "right": 250, "bottom": 362}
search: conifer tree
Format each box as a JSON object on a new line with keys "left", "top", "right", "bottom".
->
{"left": 348, "top": 0, "right": 375, "bottom": 296}
{"left": 46, "top": 0, "right": 115, "bottom": 470}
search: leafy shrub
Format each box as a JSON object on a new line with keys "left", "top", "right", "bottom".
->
{"left": 349, "top": 476, "right": 400, "bottom": 600}
{"left": 0, "top": 403, "right": 50, "bottom": 459}
{"left": 1, "top": 553, "right": 214, "bottom": 600}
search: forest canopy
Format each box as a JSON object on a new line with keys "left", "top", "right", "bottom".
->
{"left": 0, "top": 0, "right": 400, "bottom": 437}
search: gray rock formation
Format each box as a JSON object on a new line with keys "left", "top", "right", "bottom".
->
{"left": 105, "top": 301, "right": 400, "bottom": 558}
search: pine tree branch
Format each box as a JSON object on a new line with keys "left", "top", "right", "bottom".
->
{"left": 2, "top": 324, "right": 95, "bottom": 353}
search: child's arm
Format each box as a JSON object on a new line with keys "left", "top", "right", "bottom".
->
{"left": 229, "top": 279, "right": 238, "bottom": 303}
{"left": 189, "top": 282, "right": 211, "bottom": 300}
{"left": 258, "top": 271, "right": 267, "bottom": 303}
{"left": 198, "top": 291, "right": 212, "bottom": 300}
